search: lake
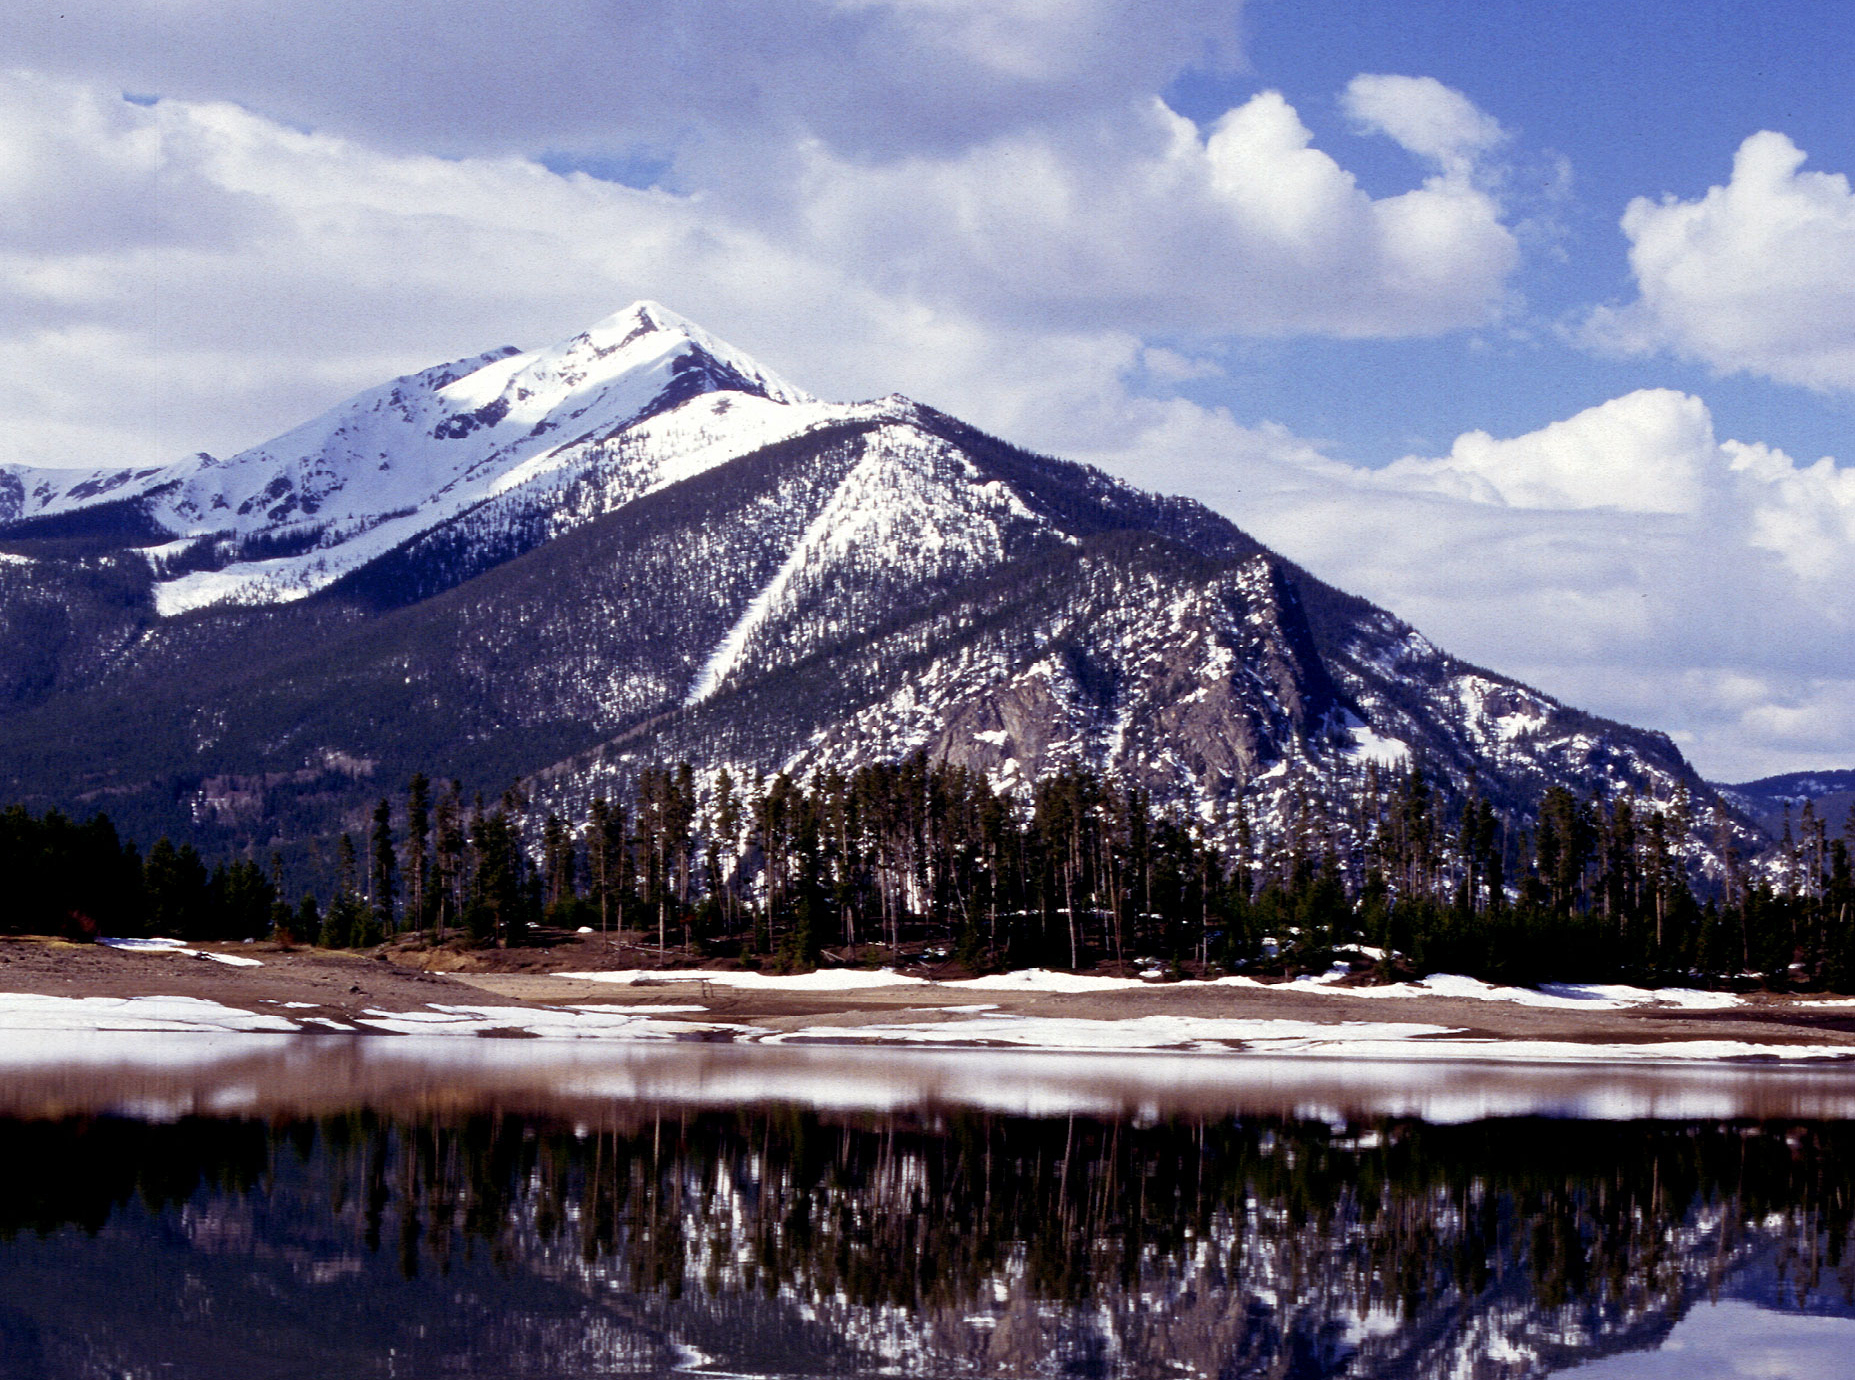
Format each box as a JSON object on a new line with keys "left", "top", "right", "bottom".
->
{"left": 0, "top": 1036, "right": 1852, "bottom": 1378}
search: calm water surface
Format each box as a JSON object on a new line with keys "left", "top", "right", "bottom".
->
{"left": 0, "top": 1037, "right": 1852, "bottom": 1379}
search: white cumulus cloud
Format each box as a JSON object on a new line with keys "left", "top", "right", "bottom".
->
{"left": 1377, "top": 389, "right": 1712, "bottom": 514}
{"left": 1586, "top": 130, "right": 1855, "bottom": 392}
{"left": 787, "top": 87, "right": 1518, "bottom": 338}
{"left": 4, "top": 0, "right": 1247, "bottom": 162}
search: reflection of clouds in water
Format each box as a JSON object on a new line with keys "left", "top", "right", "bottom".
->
{"left": 1559, "top": 1301, "right": 1855, "bottom": 1378}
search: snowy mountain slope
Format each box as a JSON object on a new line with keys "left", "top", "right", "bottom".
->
{"left": 0, "top": 302, "right": 1733, "bottom": 854}
{"left": 546, "top": 507, "right": 1707, "bottom": 859}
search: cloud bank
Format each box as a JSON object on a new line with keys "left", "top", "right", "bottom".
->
{"left": 0, "top": 66, "right": 1517, "bottom": 467}
{"left": 5, "top": 0, "right": 1246, "bottom": 161}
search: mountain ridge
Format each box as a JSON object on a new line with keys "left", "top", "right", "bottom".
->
{"left": 0, "top": 303, "right": 1742, "bottom": 866}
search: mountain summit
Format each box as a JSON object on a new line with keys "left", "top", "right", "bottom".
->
{"left": 0, "top": 304, "right": 1722, "bottom": 854}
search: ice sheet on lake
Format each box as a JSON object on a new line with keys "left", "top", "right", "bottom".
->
{"left": 764, "top": 1014, "right": 1853, "bottom": 1063}
{"left": 0, "top": 988, "right": 1841, "bottom": 1065}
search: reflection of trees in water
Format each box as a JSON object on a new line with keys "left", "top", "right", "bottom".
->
{"left": 3, "top": 1110, "right": 1853, "bottom": 1376}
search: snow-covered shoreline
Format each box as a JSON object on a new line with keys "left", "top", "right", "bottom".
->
{"left": 0, "top": 986, "right": 1850, "bottom": 1066}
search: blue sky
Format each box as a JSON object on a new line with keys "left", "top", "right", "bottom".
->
{"left": 6, "top": 0, "right": 1855, "bottom": 779}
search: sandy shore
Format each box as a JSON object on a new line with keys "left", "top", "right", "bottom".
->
{"left": 5, "top": 934, "right": 1855, "bottom": 1062}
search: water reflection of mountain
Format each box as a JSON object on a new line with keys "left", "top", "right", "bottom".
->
{"left": 0, "top": 1110, "right": 1850, "bottom": 1379}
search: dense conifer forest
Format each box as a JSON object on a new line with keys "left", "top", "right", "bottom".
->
{"left": 5, "top": 753, "right": 1853, "bottom": 989}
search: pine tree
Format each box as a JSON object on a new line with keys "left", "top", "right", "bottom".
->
{"left": 143, "top": 838, "right": 209, "bottom": 939}
{"left": 322, "top": 833, "right": 371, "bottom": 948}
{"left": 433, "top": 781, "right": 465, "bottom": 943}
{"left": 588, "top": 796, "right": 628, "bottom": 946}
{"left": 405, "top": 773, "right": 431, "bottom": 932}
{"left": 370, "top": 798, "right": 397, "bottom": 934}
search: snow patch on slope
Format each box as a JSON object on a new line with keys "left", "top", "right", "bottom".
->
{"left": 686, "top": 425, "right": 1049, "bottom": 705}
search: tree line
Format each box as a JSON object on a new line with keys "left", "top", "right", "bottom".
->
{"left": 6, "top": 755, "right": 1855, "bottom": 989}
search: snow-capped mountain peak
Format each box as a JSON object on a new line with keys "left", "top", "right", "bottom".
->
{"left": 442, "top": 300, "right": 813, "bottom": 431}
{"left": 0, "top": 303, "right": 830, "bottom": 614}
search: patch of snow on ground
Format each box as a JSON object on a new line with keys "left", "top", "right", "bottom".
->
{"left": 99, "top": 937, "right": 262, "bottom": 967}
{"left": 559, "top": 968, "right": 934, "bottom": 991}
{"left": 945, "top": 968, "right": 1160, "bottom": 993}
{"left": 1343, "top": 717, "right": 1410, "bottom": 767}
{"left": 1542, "top": 983, "right": 1740, "bottom": 1010}
{"left": 193, "top": 951, "right": 264, "bottom": 967}
{"left": 1281, "top": 973, "right": 1744, "bottom": 1011}
{"left": 559, "top": 965, "right": 1750, "bottom": 1009}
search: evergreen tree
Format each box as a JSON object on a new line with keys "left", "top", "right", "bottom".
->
{"left": 405, "top": 773, "right": 431, "bottom": 932}
{"left": 370, "top": 798, "right": 397, "bottom": 934}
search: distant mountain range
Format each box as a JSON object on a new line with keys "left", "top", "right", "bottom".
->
{"left": 0, "top": 302, "right": 1735, "bottom": 852}
{"left": 1709, "top": 770, "right": 1855, "bottom": 841}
